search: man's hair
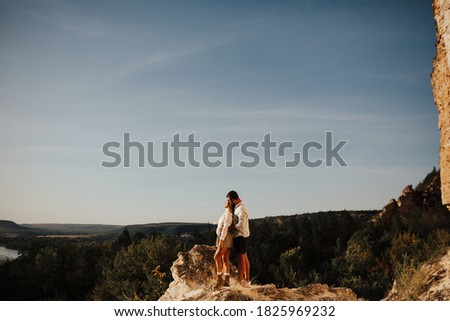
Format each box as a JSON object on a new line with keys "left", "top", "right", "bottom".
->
{"left": 226, "top": 190, "right": 239, "bottom": 200}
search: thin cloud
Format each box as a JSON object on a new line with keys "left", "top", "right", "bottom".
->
{"left": 14, "top": 3, "right": 110, "bottom": 39}
{"left": 109, "top": 26, "right": 257, "bottom": 84}
{"left": 172, "top": 106, "right": 388, "bottom": 123}
{"left": 348, "top": 68, "right": 431, "bottom": 84}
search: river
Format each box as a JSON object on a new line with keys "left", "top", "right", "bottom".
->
{"left": 0, "top": 246, "right": 20, "bottom": 262}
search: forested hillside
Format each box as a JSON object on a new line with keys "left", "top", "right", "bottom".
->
{"left": 0, "top": 169, "right": 448, "bottom": 300}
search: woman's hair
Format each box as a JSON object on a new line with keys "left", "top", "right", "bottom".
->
{"left": 226, "top": 199, "right": 235, "bottom": 214}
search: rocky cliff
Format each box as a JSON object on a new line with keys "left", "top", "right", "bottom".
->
{"left": 432, "top": 0, "right": 450, "bottom": 208}
{"left": 159, "top": 245, "right": 358, "bottom": 301}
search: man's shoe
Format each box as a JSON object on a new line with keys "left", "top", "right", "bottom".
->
{"left": 224, "top": 274, "right": 230, "bottom": 287}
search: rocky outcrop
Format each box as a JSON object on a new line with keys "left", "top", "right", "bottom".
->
{"left": 159, "top": 245, "right": 358, "bottom": 301}
{"left": 377, "top": 170, "right": 446, "bottom": 221}
{"left": 432, "top": 0, "right": 450, "bottom": 208}
{"left": 377, "top": 184, "right": 418, "bottom": 221}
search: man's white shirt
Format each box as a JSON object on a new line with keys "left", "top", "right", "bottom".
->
{"left": 232, "top": 202, "right": 250, "bottom": 238}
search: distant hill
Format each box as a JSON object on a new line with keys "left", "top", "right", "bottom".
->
{"left": 250, "top": 210, "right": 378, "bottom": 226}
{"left": 0, "top": 221, "right": 213, "bottom": 237}
{"left": 0, "top": 210, "right": 375, "bottom": 238}
{"left": 0, "top": 220, "right": 38, "bottom": 236}
{"left": 22, "top": 223, "right": 123, "bottom": 235}
{"left": 1, "top": 212, "right": 377, "bottom": 237}
{"left": 122, "top": 222, "right": 213, "bottom": 235}
{"left": 0, "top": 221, "right": 123, "bottom": 237}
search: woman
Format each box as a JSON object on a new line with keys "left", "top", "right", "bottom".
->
{"left": 213, "top": 200, "right": 234, "bottom": 289}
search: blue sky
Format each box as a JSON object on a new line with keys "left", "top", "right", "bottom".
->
{"left": 0, "top": 0, "right": 439, "bottom": 224}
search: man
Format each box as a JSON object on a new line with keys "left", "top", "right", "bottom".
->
{"left": 227, "top": 190, "right": 251, "bottom": 285}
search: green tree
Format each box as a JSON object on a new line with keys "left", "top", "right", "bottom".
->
{"left": 92, "top": 235, "right": 177, "bottom": 300}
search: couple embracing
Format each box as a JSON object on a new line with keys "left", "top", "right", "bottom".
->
{"left": 214, "top": 190, "right": 250, "bottom": 289}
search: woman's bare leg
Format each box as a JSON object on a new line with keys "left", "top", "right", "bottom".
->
{"left": 214, "top": 247, "right": 223, "bottom": 274}
{"left": 222, "top": 248, "right": 231, "bottom": 286}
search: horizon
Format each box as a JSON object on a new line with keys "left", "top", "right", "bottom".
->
{"left": 3, "top": 207, "right": 384, "bottom": 226}
{"left": 0, "top": 0, "right": 439, "bottom": 225}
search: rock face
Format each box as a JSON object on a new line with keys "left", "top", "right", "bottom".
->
{"left": 418, "top": 248, "right": 450, "bottom": 300}
{"left": 432, "top": 0, "right": 450, "bottom": 208}
{"left": 159, "top": 245, "right": 358, "bottom": 301}
{"left": 377, "top": 170, "right": 445, "bottom": 221}
{"left": 385, "top": 248, "right": 450, "bottom": 300}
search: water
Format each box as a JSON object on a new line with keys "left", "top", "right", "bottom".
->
{"left": 0, "top": 246, "right": 20, "bottom": 262}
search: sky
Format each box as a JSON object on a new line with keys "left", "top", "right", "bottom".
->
{"left": 0, "top": 0, "right": 440, "bottom": 225}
